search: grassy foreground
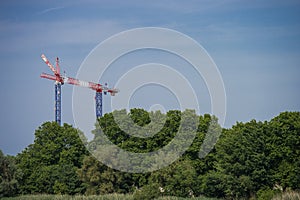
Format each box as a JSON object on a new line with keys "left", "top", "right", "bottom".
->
{"left": 3, "top": 191, "right": 300, "bottom": 200}
{"left": 1, "top": 194, "right": 218, "bottom": 200}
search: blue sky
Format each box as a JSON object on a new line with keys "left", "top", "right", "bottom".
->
{"left": 0, "top": 0, "right": 299, "bottom": 155}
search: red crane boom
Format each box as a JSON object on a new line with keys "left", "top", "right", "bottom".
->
{"left": 40, "top": 72, "right": 119, "bottom": 96}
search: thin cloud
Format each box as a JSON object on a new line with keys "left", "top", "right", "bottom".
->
{"left": 36, "top": 6, "right": 65, "bottom": 15}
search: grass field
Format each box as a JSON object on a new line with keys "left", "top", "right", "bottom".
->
{"left": 3, "top": 191, "right": 300, "bottom": 200}
{"left": 1, "top": 194, "right": 219, "bottom": 200}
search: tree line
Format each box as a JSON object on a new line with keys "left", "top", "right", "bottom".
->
{"left": 0, "top": 109, "right": 299, "bottom": 199}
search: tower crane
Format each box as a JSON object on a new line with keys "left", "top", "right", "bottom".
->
{"left": 40, "top": 54, "right": 119, "bottom": 125}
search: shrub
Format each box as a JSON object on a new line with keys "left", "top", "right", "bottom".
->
{"left": 133, "top": 183, "right": 161, "bottom": 200}
{"left": 256, "top": 188, "right": 278, "bottom": 200}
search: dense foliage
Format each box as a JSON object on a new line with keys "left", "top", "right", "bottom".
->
{"left": 0, "top": 110, "right": 299, "bottom": 199}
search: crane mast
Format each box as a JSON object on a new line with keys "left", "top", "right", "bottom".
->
{"left": 55, "top": 83, "right": 62, "bottom": 125}
{"left": 95, "top": 92, "right": 102, "bottom": 118}
{"left": 40, "top": 54, "right": 119, "bottom": 125}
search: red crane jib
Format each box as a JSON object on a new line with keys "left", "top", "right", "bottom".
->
{"left": 66, "top": 77, "right": 103, "bottom": 92}
{"left": 40, "top": 73, "right": 118, "bottom": 95}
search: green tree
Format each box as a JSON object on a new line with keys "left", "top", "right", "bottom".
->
{"left": 129, "top": 108, "right": 151, "bottom": 126}
{"left": 149, "top": 159, "right": 198, "bottom": 198}
{"left": 93, "top": 109, "right": 179, "bottom": 153}
{"left": 203, "top": 112, "right": 300, "bottom": 199}
{"left": 185, "top": 114, "right": 219, "bottom": 177}
{"left": 0, "top": 150, "right": 21, "bottom": 197}
{"left": 200, "top": 171, "right": 226, "bottom": 198}
{"left": 17, "top": 122, "right": 88, "bottom": 194}
{"left": 211, "top": 120, "right": 270, "bottom": 198}
{"left": 78, "top": 155, "right": 137, "bottom": 195}
{"left": 267, "top": 112, "right": 300, "bottom": 190}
